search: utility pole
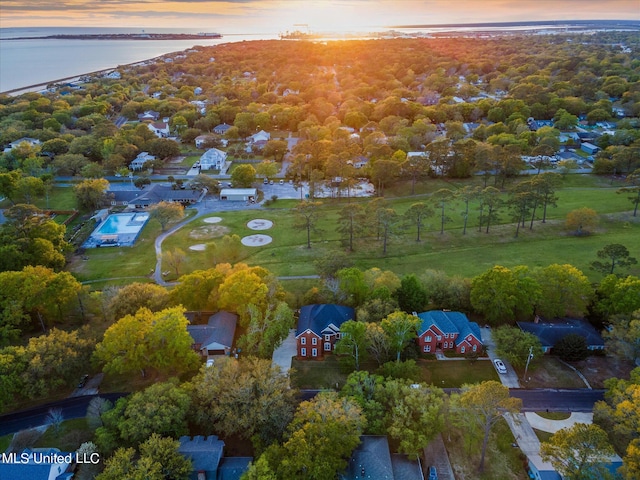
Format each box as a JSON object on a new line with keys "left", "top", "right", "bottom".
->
{"left": 523, "top": 345, "right": 534, "bottom": 382}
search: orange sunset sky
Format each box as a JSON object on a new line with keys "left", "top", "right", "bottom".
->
{"left": 0, "top": 0, "right": 638, "bottom": 32}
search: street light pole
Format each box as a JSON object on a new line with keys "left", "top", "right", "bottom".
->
{"left": 523, "top": 345, "right": 534, "bottom": 382}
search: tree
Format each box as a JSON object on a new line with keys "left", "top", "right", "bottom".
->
{"left": 617, "top": 168, "right": 640, "bottom": 217}
{"left": 477, "top": 186, "right": 503, "bottom": 233}
{"left": 237, "top": 302, "right": 295, "bottom": 358}
{"left": 106, "top": 282, "right": 170, "bottom": 321}
{"left": 492, "top": 325, "right": 543, "bottom": 368}
{"left": 171, "top": 267, "right": 226, "bottom": 311}
{"left": 94, "top": 306, "right": 200, "bottom": 377}
{"left": 566, "top": 207, "right": 598, "bottom": 236}
{"left": 433, "top": 188, "right": 454, "bottom": 234}
{"left": 378, "top": 207, "right": 401, "bottom": 254}
{"left": 554, "top": 333, "right": 589, "bottom": 361}
{"left": 470, "top": 265, "right": 540, "bottom": 325}
{"left": 394, "top": 274, "right": 428, "bottom": 313}
{"left": 262, "top": 140, "right": 289, "bottom": 162}
{"left": 256, "top": 160, "right": 280, "bottom": 180}
{"left": 591, "top": 244, "right": 638, "bottom": 276}
{"left": 456, "top": 186, "right": 479, "bottom": 235}
{"left": 74, "top": 178, "right": 109, "bottom": 210}
{"left": 15, "top": 176, "right": 44, "bottom": 204}
{"left": 162, "top": 247, "right": 186, "bottom": 277}
{"left": 0, "top": 170, "right": 21, "bottom": 205}
{"left": 404, "top": 202, "right": 433, "bottom": 241}
{"left": 534, "top": 264, "right": 593, "bottom": 318}
{"left": 452, "top": 381, "right": 522, "bottom": 472}
{"left": 149, "top": 201, "right": 185, "bottom": 231}
{"left": 541, "top": 423, "right": 615, "bottom": 480}
{"left": 536, "top": 172, "right": 560, "bottom": 223}
{"left": 365, "top": 322, "right": 391, "bottom": 366}
{"left": 231, "top": 163, "right": 257, "bottom": 187}
{"left": 147, "top": 138, "right": 180, "bottom": 160}
{"left": 266, "top": 392, "right": 365, "bottom": 480}
{"left": 217, "top": 266, "right": 277, "bottom": 325}
{"left": 294, "top": 201, "right": 323, "bottom": 249}
{"left": 381, "top": 311, "right": 420, "bottom": 362}
{"left": 335, "top": 320, "right": 368, "bottom": 370}
{"left": 384, "top": 382, "right": 445, "bottom": 459}
{"left": 602, "top": 310, "right": 640, "bottom": 362}
{"left": 336, "top": 203, "right": 366, "bottom": 251}
{"left": 188, "top": 357, "right": 297, "bottom": 449}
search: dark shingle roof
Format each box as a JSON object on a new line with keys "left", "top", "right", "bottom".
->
{"left": 187, "top": 311, "right": 238, "bottom": 351}
{"left": 296, "top": 304, "right": 355, "bottom": 337}
{"left": 217, "top": 457, "right": 253, "bottom": 480}
{"left": 391, "top": 454, "right": 423, "bottom": 480}
{"left": 417, "top": 311, "right": 482, "bottom": 346}
{"left": 517, "top": 319, "right": 604, "bottom": 349}
{"left": 179, "top": 435, "right": 224, "bottom": 474}
{"left": 342, "top": 436, "right": 394, "bottom": 480}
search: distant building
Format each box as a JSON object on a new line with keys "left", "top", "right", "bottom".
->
{"left": 416, "top": 310, "right": 483, "bottom": 355}
{"left": 3, "top": 137, "right": 41, "bottom": 153}
{"left": 129, "top": 151, "right": 155, "bottom": 171}
{"left": 517, "top": 318, "right": 605, "bottom": 353}
{"left": 219, "top": 188, "right": 257, "bottom": 202}
{"left": 178, "top": 435, "right": 252, "bottom": 480}
{"left": 0, "top": 448, "right": 74, "bottom": 480}
{"left": 213, "top": 123, "right": 232, "bottom": 135}
{"left": 138, "top": 110, "right": 161, "bottom": 121}
{"left": 199, "top": 148, "right": 227, "bottom": 170}
{"left": 147, "top": 121, "right": 170, "bottom": 138}
{"left": 341, "top": 435, "right": 424, "bottom": 480}
{"left": 581, "top": 142, "right": 600, "bottom": 155}
{"left": 107, "top": 184, "right": 203, "bottom": 208}
{"left": 186, "top": 311, "right": 238, "bottom": 357}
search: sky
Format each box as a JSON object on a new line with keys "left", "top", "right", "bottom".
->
{"left": 1, "top": 0, "right": 638, "bottom": 33}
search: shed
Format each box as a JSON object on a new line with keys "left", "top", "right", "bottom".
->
{"left": 219, "top": 188, "right": 257, "bottom": 202}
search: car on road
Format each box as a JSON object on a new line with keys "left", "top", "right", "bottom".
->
{"left": 77, "top": 374, "right": 89, "bottom": 388}
{"left": 428, "top": 466, "right": 438, "bottom": 480}
{"left": 494, "top": 358, "right": 507, "bottom": 374}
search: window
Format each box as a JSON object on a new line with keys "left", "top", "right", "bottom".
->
{"left": 461, "top": 346, "right": 466, "bottom": 353}
{"left": 324, "top": 342, "right": 331, "bottom": 351}
{"left": 424, "top": 345, "right": 431, "bottom": 352}
{"left": 335, "top": 333, "right": 341, "bottom": 339}
{"left": 301, "top": 348, "right": 306, "bottom": 357}
{"left": 301, "top": 337, "right": 306, "bottom": 345}
{"left": 324, "top": 334, "right": 331, "bottom": 341}
{"left": 444, "top": 333, "right": 449, "bottom": 338}
{"left": 312, "top": 348, "right": 317, "bottom": 357}
{"left": 436, "top": 335, "right": 442, "bottom": 341}
{"left": 472, "top": 345, "right": 477, "bottom": 352}
{"left": 444, "top": 342, "right": 448, "bottom": 348}
{"left": 311, "top": 337, "right": 317, "bottom": 345}
{"left": 468, "top": 336, "right": 472, "bottom": 341}
{"left": 425, "top": 335, "right": 432, "bottom": 342}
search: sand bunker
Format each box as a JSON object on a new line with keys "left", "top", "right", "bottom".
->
{"left": 189, "top": 244, "right": 206, "bottom": 251}
{"left": 189, "top": 225, "right": 230, "bottom": 239}
{"left": 203, "top": 216, "right": 223, "bottom": 224}
{"left": 241, "top": 234, "right": 273, "bottom": 246}
{"left": 247, "top": 219, "right": 273, "bottom": 230}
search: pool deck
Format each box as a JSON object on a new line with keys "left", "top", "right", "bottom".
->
{"left": 83, "top": 213, "right": 149, "bottom": 248}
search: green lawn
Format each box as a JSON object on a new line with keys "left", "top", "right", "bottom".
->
{"left": 0, "top": 434, "right": 12, "bottom": 453}
{"left": 290, "top": 356, "right": 499, "bottom": 389}
{"left": 35, "top": 418, "right": 94, "bottom": 452}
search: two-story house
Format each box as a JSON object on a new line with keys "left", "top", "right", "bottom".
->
{"left": 295, "top": 304, "right": 354, "bottom": 359}
{"left": 416, "top": 310, "right": 483, "bottom": 355}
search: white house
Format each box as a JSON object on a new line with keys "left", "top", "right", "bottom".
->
{"left": 147, "top": 122, "right": 170, "bottom": 138}
{"left": 248, "top": 130, "right": 270, "bottom": 144}
{"left": 195, "top": 135, "right": 216, "bottom": 149}
{"left": 129, "top": 152, "right": 156, "bottom": 171}
{"left": 199, "top": 148, "right": 227, "bottom": 170}
{"left": 138, "top": 110, "right": 160, "bottom": 121}
{"left": 3, "top": 137, "right": 41, "bottom": 152}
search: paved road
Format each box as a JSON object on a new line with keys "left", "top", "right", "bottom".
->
{"left": 510, "top": 388, "right": 604, "bottom": 412}
{"left": 0, "top": 393, "right": 127, "bottom": 436}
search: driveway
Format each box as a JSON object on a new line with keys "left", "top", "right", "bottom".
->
{"left": 272, "top": 329, "right": 297, "bottom": 374}
{"left": 481, "top": 327, "right": 520, "bottom": 388}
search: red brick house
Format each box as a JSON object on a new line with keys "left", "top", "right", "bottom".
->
{"left": 416, "top": 310, "right": 483, "bottom": 355}
{"left": 295, "top": 304, "right": 354, "bottom": 359}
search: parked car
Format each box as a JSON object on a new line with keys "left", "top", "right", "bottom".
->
{"left": 263, "top": 178, "right": 268, "bottom": 184}
{"left": 270, "top": 180, "right": 274, "bottom": 185}
{"left": 428, "top": 466, "right": 438, "bottom": 480}
{"left": 494, "top": 358, "right": 507, "bottom": 374}
{"left": 77, "top": 374, "right": 89, "bottom": 388}
{"left": 279, "top": 179, "right": 284, "bottom": 185}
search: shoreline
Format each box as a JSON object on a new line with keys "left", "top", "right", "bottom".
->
{"left": 3, "top": 33, "right": 222, "bottom": 41}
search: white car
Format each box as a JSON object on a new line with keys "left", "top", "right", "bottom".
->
{"left": 494, "top": 359, "right": 507, "bottom": 374}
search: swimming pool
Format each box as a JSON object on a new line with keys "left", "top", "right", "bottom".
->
{"left": 84, "top": 213, "right": 150, "bottom": 248}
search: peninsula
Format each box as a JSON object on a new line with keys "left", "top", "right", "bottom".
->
{"left": 3, "top": 32, "right": 222, "bottom": 41}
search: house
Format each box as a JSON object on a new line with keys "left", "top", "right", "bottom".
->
{"left": 187, "top": 311, "right": 238, "bottom": 357}
{"left": 213, "top": 123, "right": 232, "bottom": 135}
{"left": 517, "top": 318, "right": 605, "bottom": 353}
{"left": 107, "top": 184, "right": 203, "bottom": 208}
{"left": 0, "top": 448, "right": 74, "bottom": 480}
{"left": 416, "top": 310, "right": 483, "bottom": 355}
{"left": 199, "top": 148, "right": 227, "bottom": 170}
{"left": 195, "top": 135, "right": 216, "bottom": 149}
{"left": 295, "top": 304, "right": 354, "bottom": 359}
{"left": 248, "top": 129, "right": 270, "bottom": 144}
{"left": 194, "top": 86, "right": 203, "bottom": 95}
{"left": 581, "top": 142, "right": 600, "bottom": 155}
{"left": 147, "top": 121, "right": 170, "bottom": 138}
{"left": 137, "top": 110, "right": 160, "bottom": 121}
{"left": 129, "top": 151, "right": 155, "bottom": 171}
{"left": 526, "top": 454, "right": 561, "bottom": 480}
{"left": 3, "top": 137, "right": 41, "bottom": 153}
{"left": 340, "top": 436, "right": 424, "bottom": 480}
{"left": 219, "top": 188, "right": 257, "bottom": 202}
{"left": 178, "top": 436, "right": 252, "bottom": 480}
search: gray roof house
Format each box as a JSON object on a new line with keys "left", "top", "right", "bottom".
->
{"left": 178, "top": 435, "right": 252, "bottom": 480}
{"left": 129, "top": 151, "right": 155, "bottom": 171}
{"left": 517, "top": 318, "right": 605, "bottom": 353}
{"left": 340, "top": 436, "right": 424, "bottom": 480}
{"left": 213, "top": 123, "right": 232, "bottom": 135}
{"left": 3, "top": 137, "right": 41, "bottom": 153}
{"left": 187, "top": 311, "right": 238, "bottom": 356}
{"left": 107, "top": 183, "right": 203, "bottom": 208}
